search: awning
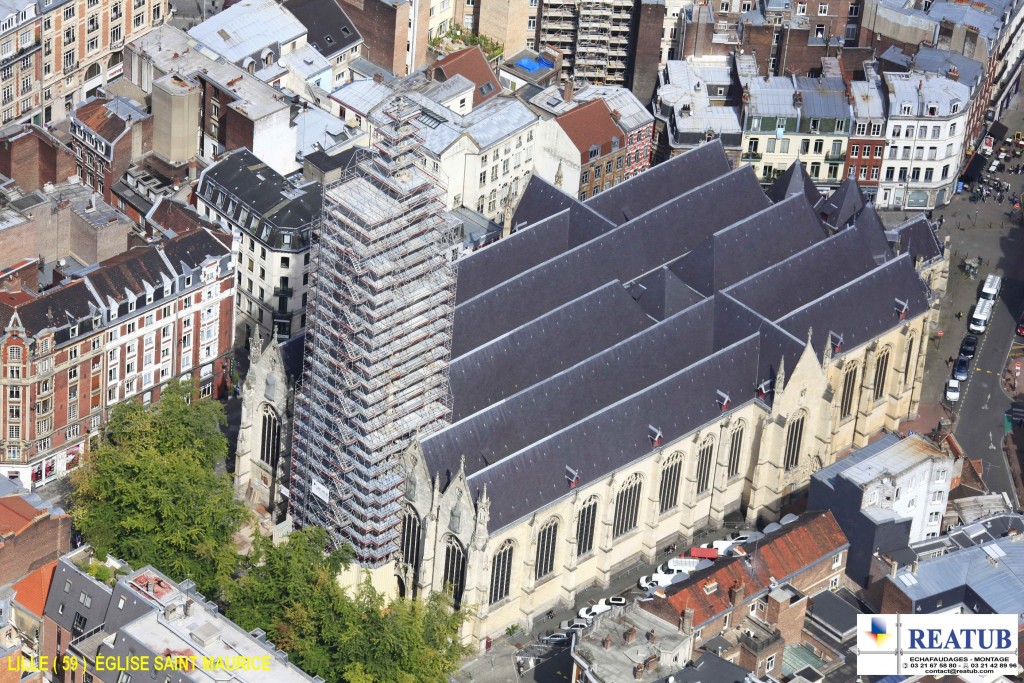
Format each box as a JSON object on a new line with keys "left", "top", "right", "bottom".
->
{"left": 961, "top": 154, "right": 985, "bottom": 182}
{"left": 989, "top": 121, "right": 1009, "bottom": 141}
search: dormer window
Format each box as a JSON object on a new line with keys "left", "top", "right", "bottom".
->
{"left": 900, "top": 102, "right": 912, "bottom": 115}
{"left": 951, "top": 101, "right": 961, "bottom": 114}
{"left": 588, "top": 145, "right": 600, "bottom": 160}
{"left": 927, "top": 103, "right": 938, "bottom": 116}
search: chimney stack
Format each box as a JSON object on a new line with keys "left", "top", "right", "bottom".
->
{"left": 373, "top": 72, "right": 384, "bottom": 84}
{"left": 602, "top": 635, "right": 612, "bottom": 649}
{"left": 564, "top": 79, "right": 573, "bottom": 103}
{"left": 912, "top": 559, "right": 919, "bottom": 575}
{"left": 682, "top": 607, "right": 695, "bottom": 634}
{"left": 729, "top": 580, "right": 746, "bottom": 608}
{"left": 889, "top": 559, "right": 899, "bottom": 578}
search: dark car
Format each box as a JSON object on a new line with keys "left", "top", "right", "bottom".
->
{"left": 952, "top": 355, "right": 970, "bottom": 381}
{"left": 1017, "top": 313, "right": 1024, "bottom": 336}
{"left": 960, "top": 335, "right": 978, "bottom": 359}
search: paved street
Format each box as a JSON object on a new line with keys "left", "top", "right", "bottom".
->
{"left": 888, "top": 93, "right": 1024, "bottom": 507}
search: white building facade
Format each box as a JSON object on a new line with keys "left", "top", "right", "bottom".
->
{"left": 877, "top": 72, "right": 970, "bottom": 211}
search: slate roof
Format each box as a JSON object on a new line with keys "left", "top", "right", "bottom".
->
{"left": 283, "top": 0, "right": 361, "bottom": 57}
{"left": 187, "top": 0, "right": 305, "bottom": 64}
{"left": 450, "top": 283, "right": 654, "bottom": 419}
{"left": 452, "top": 165, "right": 771, "bottom": 357}
{"left": 642, "top": 511, "right": 848, "bottom": 627}
{"left": 508, "top": 175, "right": 576, "bottom": 230}
{"left": 456, "top": 201, "right": 615, "bottom": 305}
{"left": 890, "top": 214, "right": 943, "bottom": 264}
{"left": 432, "top": 46, "right": 501, "bottom": 107}
{"left": 199, "top": 148, "right": 321, "bottom": 250}
{"left": 767, "top": 159, "right": 823, "bottom": 207}
{"left": 818, "top": 178, "right": 867, "bottom": 228}
{"left": 0, "top": 230, "right": 229, "bottom": 336}
{"left": 279, "top": 333, "right": 306, "bottom": 380}
{"left": 424, "top": 143, "right": 931, "bottom": 533}
{"left": 584, "top": 140, "right": 733, "bottom": 225}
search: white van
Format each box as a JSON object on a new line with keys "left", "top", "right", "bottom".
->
{"left": 970, "top": 299, "right": 994, "bottom": 334}
{"left": 981, "top": 274, "right": 1002, "bottom": 301}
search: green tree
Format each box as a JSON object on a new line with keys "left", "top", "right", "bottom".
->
{"left": 223, "top": 528, "right": 470, "bottom": 683}
{"left": 71, "top": 380, "right": 245, "bottom": 596}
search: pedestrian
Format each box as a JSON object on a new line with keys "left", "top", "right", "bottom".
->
{"left": 956, "top": 311, "right": 964, "bottom": 320}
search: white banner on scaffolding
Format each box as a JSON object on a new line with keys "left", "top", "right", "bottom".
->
{"left": 311, "top": 477, "right": 330, "bottom": 503}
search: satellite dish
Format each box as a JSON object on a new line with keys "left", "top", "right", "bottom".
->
{"left": 58, "top": 259, "right": 67, "bottom": 267}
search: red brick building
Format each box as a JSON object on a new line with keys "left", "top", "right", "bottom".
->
{"left": 0, "top": 228, "right": 234, "bottom": 490}
{"left": 0, "top": 124, "right": 76, "bottom": 192}
{"left": 555, "top": 97, "right": 653, "bottom": 200}
{"left": 642, "top": 511, "right": 850, "bottom": 679}
{"left": 68, "top": 96, "right": 152, "bottom": 205}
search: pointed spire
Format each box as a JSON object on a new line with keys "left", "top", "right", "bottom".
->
{"left": 458, "top": 453, "right": 466, "bottom": 479}
{"left": 775, "top": 355, "right": 786, "bottom": 393}
{"left": 806, "top": 326, "right": 813, "bottom": 348}
{"left": 822, "top": 336, "right": 833, "bottom": 369}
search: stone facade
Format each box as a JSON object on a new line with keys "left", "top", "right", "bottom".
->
{"left": 400, "top": 310, "right": 930, "bottom": 642}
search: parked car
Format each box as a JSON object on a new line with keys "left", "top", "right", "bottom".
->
{"left": 542, "top": 632, "right": 571, "bottom": 646}
{"left": 960, "top": 335, "right": 978, "bottom": 359}
{"left": 952, "top": 355, "right": 970, "bottom": 381}
{"left": 945, "top": 378, "right": 961, "bottom": 403}
{"left": 637, "top": 573, "right": 675, "bottom": 589}
{"left": 606, "top": 596, "right": 627, "bottom": 607}
{"left": 559, "top": 618, "right": 590, "bottom": 632}
{"left": 579, "top": 599, "right": 613, "bottom": 620}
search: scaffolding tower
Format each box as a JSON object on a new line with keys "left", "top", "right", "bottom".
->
{"left": 290, "top": 96, "right": 459, "bottom": 567}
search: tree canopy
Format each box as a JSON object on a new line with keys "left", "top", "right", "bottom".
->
{"left": 223, "top": 528, "right": 471, "bottom": 683}
{"left": 71, "top": 380, "right": 246, "bottom": 596}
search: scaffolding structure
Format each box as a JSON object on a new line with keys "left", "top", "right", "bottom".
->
{"left": 290, "top": 96, "right": 459, "bottom": 567}
{"left": 539, "top": 0, "right": 633, "bottom": 85}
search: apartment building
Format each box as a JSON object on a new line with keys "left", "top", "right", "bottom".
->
{"left": 124, "top": 25, "right": 298, "bottom": 175}
{"left": 45, "top": 546, "right": 322, "bottom": 683}
{"left": 846, "top": 64, "right": 886, "bottom": 198}
{"left": 338, "top": 0, "right": 439, "bottom": 76}
{"left": 67, "top": 95, "right": 150, "bottom": 204}
{"left": 524, "top": 81, "right": 652, "bottom": 200}
{"left": 809, "top": 433, "right": 954, "bottom": 585}
{"left": 0, "top": 123, "right": 76, "bottom": 192}
{"left": 0, "top": 0, "right": 43, "bottom": 130}
{"left": 877, "top": 71, "right": 969, "bottom": 210}
{"left": 0, "top": 227, "right": 233, "bottom": 490}
{"left": 40, "top": 0, "right": 168, "bottom": 125}
{"left": 651, "top": 59, "right": 742, "bottom": 164}
{"left": 196, "top": 148, "right": 319, "bottom": 344}
{"left": 283, "top": 0, "right": 362, "bottom": 89}
{"left": 739, "top": 66, "right": 852, "bottom": 189}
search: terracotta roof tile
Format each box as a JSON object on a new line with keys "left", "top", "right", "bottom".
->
{"left": 75, "top": 99, "right": 129, "bottom": 144}
{"left": 0, "top": 496, "right": 44, "bottom": 537}
{"left": 12, "top": 559, "right": 57, "bottom": 616}
{"left": 555, "top": 99, "right": 627, "bottom": 163}
{"left": 644, "top": 511, "right": 849, "bottom": 627}
{"left": 148, "top": 198, "right": 212, "bottom": 236}
{"left": 433, "top": 46, "right": 500, "bottom": 107}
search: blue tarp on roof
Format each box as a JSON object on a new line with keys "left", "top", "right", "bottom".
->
{"left": 515, "top": 58, "right": 541, "bottom": 72}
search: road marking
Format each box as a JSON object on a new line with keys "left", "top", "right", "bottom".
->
{"left": 990, "top": 431, "right": 998, "bottom": 450}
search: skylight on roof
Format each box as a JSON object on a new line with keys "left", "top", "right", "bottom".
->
{"left": 480, "top": 82, "right": 494, "bottom": 95}
{"left": 419, "top": 111, "right": 445, "bottom": 128}
{"left": 325, "top": 35, "right": 334, "bottom": 43}
{"left": 546, "top": 97, "right": 560, "bottom": 107}
{"left": 341, "top": 26, "right": 350, "bottom": 35}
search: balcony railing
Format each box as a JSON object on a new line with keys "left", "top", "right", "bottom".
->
{"left": 274, "top": 286, "right": 293, "bottom": 297}
{"left": 738, "top": 628, "right": 782, "bottom": 653}
{"left": 825, "top": 152, "right": 846, "bottom": 162}
{"left": 741, "top": 151, "right": 762, "bottom": 161}
{"left": 0, "top": 41, "right": 41, "bottom": 70}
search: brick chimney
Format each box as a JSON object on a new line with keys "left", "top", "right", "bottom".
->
{"left": 624, "top": 625, "right": 637, "bottom": 644}
{"left": 682, "top": 607, "right": 695, "bottom": 634}
{"left": 729, "top": 580, "right": 746, "bottom": 608}
{"left": 373, "top": 72, "right": 384, "bottom": 84}
{"left": 646, "top": 629, "right": 657, "bottom": 644}
{"left": 564, "top": 79, "right": 573, "bottom": 103}
{"left": 602, "top": 635, "right": 612, "bottom": 650}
